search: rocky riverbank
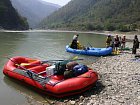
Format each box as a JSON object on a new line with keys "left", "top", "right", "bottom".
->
{"left": 26, "top": 49, "right": 139, "bottom": 105}
{"left": 89, "top": 50, "right": 140, "bottom": 105}
{"left": 48, "top": 49, "right": 139, "bottom": 105}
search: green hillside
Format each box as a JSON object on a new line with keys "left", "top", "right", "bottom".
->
{"left": 0, "top": 0, "right": 29, "bottom": 30}
{"left": 39, "top": 0, "right": 140, "bottom": 32}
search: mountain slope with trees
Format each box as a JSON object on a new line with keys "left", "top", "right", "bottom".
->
{"left": 11, "top": 0, "right": 61, "bottom": 28}
{"left": 0, "top": 0, "right": 29, "bottom": 30}
{"left": 39, "top": 0, "right": 140, "bottom": 31}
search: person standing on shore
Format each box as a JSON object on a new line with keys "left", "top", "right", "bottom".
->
{"left": 121, "top": 35, "right": 126, "bottom": 49}
{"left": 114, "top": 35, "right": 120, "bottom": 51}
{"left": 119, "top": 36, "right": 122, "bottom": 50}
{"left": 106, "top": 35, "right": 112, "bottom": 48}
{"left": 132, "top": 35, "right": 139, "bottom": 54}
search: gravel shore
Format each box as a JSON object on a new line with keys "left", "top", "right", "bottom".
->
{"left": 89, "top": 50, "right": 140, "bottom": 105}
{"left": 26, "top": 49, "right": 139, "bottom": 105}
{"left": 47, "top": 49, "right": 139, "bottom": 105}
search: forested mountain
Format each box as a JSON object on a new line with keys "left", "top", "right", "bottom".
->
{"left": 39, "top": 0, "right": 140, "bottom": 32}
{"left": 0, "top": 0, "right": 29, "bottom": 30}
{"left": 11, "top": 0, "right": 61, "bottom": 28}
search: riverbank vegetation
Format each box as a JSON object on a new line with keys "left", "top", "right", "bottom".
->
{"left": 39, "top": 0, "right": 140, "bottom": 32}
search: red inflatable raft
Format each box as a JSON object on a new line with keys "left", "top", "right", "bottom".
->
{"left": 3, "top": 56, "right": 98, "bottom": 97}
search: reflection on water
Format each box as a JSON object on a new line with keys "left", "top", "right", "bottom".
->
{"left": 3, "top": 76, "right": 50, "bottom": 105}
{"left": 0, "top": 31, "right": 107, "bottom": 105}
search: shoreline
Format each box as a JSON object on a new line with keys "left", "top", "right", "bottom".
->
{"left": 1, "top": 29, "right": 140, "bottom": 43}
{"left": 1, "top": 29, "right": 140, "bottom": 105}
{"left": 1, "top": 29, "right": 140, "bottom": 40}
{"left": 1, "top": 29, "right": 139, "bottom": 35}
{"left": 24, "top": 49, "right": 140, "bottom": 105}
{"left": 1, "top": 29, "right": 139, "bottom": 41}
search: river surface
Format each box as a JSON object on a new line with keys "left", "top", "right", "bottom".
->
{"left": 0, "top": 31, "right": 131, "bottom": 105}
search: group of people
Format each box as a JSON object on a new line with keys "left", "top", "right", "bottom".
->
{"left": 106, "top": 34, "right": 126, "bottom": 51}
{"left": 106, "top": 34, "right": 139, "bottom": 54}
{"left": 69, "top": 33, "right": 139, "bottom": 54}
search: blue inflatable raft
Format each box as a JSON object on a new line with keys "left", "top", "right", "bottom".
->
{"left": 66, "top": 45, "right": 113, "bottom": 56}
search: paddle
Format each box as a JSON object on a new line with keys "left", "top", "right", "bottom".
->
{"left": 6, "top": 56, "right": 83, "bottom": 74}
{"left": 87, "top": 42, "right": 93, "bottom": 47}
{"left": 38, "top": 56, "right": 83, "bottom": 64}
{"left": 6, "top": 57, "right": 27, "bottom": 70}
{"left": 37, "top": 56, "right": 83, "bottom": 75}
{"left": 19, "top": 58, "right": 83, "bottom": 66}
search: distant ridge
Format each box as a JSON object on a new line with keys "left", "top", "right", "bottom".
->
{"left": 11, "top": 0, "right": 61, "bottom": 28}
{"left": 39, "top": 0, "right": 140, "bottom": 31}
{"left": 0, "top": 0, "right": 29, "bottom": 30}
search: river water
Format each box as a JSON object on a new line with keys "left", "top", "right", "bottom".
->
{"left": 0, "top": 31, "right": 112, "bottom": 105}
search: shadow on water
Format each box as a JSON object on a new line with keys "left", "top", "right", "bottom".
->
{"left": 3, "top": 76, "right": 53, "bottom": 104}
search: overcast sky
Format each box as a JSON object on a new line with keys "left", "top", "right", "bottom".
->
{"left": 42, "top": 0, "right": 71, "bottom": 6}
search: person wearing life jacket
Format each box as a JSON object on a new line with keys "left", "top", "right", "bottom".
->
{"left": 114, "top": 35, "right": 120, "bottom": 51}
{"left": 106, "top": 35, "right": 112, "bottom": 48}
{"left": 77, "top": 41, "right": 83, "bottom": 49}
{"left": 121, "top": 35, "right": 126, "bottom": 49}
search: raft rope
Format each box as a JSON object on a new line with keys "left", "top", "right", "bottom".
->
{"left": 6, "top": 57, "right": 49, "bottom": 89}
{"left": 7, "top": 56, "right": 87, "bottom": 88}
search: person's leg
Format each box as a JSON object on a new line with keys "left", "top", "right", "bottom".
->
{"left": 124, "top": 43, "right": 126, "bottom": 48}
{"left": 132, "top": 47, "right": 136, "bottom": 54}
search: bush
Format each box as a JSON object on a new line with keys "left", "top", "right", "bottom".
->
{"left": 118, "top": 24, "right": 130, "bottom": 32}
{"left": 85, "top": 23, "right": 94, "bottom": 30}
{"left": 105, "top": 23, "right": 116, "bottom": 31}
